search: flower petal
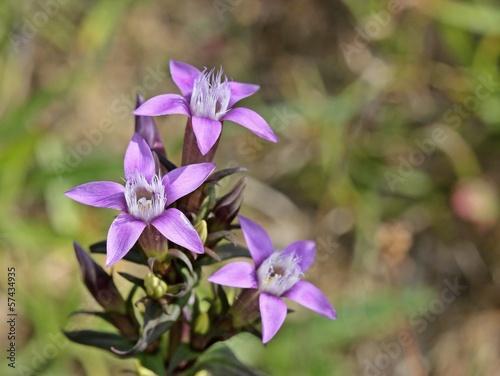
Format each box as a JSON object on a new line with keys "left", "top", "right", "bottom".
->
{"left": 228, "top": 82, "right": 260, "bottom": 108}
{"left": 222, "top": 107, "right": 278, "bottom": 143}
{"left": 133, "top": 94, "right": 190, "bottom": 117}
{"left": 283, "top": 240, "right": 316, "bottom": 272}
{"left": 207, "top": 262, "right": 258, "bottom": 288}
{"left": 191, "top": 116, "right": 222, "bottom": 156}
{"left": 259, "top": 293, "right": 287, "bottom": 344}
{"left": 170, "top": 60, "right": 200, "bottom": 97}
{"left": 163, "top": 163, "right": 216, "bottom": 206}
{"left": 124, "top": 133, "right": 156, "bottom": 181}
{"left": 106, "top": 213, "right": 146, "bottom": 267}
{"left": 151, "top": 208, "right": 203, "bottom": 254}
{"left": 282, "top": 280, "right": 336, "bottom": 320}
{"left": 238, "top": 215, "right": 274, "bottom": 267}
{"left": 135, "top": 94, "right": 166, "bottom": 158}
{"left": 65, "top": 182, "right": 126, "bottom": 211}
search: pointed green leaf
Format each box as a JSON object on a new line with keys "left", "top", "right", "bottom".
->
{"left": 90, "top": 240, "right": 148, "bottom": 264}
{"left": 112, "top": 301, "right": 181, "bottom": 356}
{"left": 185, "top": 342, "right": 267, "bottom": 376}
{"left": 64, "top": 330, "right": 133, "bottom": 355}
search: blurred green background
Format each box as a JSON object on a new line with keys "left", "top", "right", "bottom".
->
{"left": 1, "top": 0, "right": 500, "bottom": 375}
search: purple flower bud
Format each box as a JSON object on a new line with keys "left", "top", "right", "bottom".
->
{"left": 73, "top": 242, "right": 125, "bottom": 313}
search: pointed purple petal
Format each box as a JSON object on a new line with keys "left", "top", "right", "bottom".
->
{"left": 259, "top": 293, "right": 287, "bottom": 344}
{"left": 106, "top": 213, "right": 146, "bottom": 267}
{"left": 238, "top": 215, "right": 274, "bottom": 267}
{"left": 191, "top": 116, "right": 222, "bottom": 156}
{"left": 207, "top": 262, "right": 258, "bottom": 288}
{"left": 283, "top": 240, "right": 316, "bottom": 272}
{"left": 151, "top": 208, "right": 203, "bottom": 254}
{"left": 222, "top": 107, "right": 278, "bottom": 143}
{"left": 170, "top": 60, "right": 200, "bottom": 97}
{"left": 65, "top": 182, "right": 126, "bottom": 211}
{"left": 282, "top": 281, "right": 336, "bottom": 320}
{"left": 135, "top": 94, "right": 166, "bottom": 158}
{"left": 228, "top": 82, "right": 260, "bottom": 108}
{"left": 133, "top": 94, "right": 190, "bottom": 117}
{"left": 163, "top": 163, "right": 216, "bottom": 206}
{"left": 124, "top": 133, "right": 156, "bottom": 181}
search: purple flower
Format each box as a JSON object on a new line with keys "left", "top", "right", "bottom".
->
{"left": 133, "top": 60, "right": 278, "bottom": 155}
{"left": 65, "top": 133, "right": 215, "bottom": 267}
{"left": 208, "top": 215, "right": 336, "bottom": 343}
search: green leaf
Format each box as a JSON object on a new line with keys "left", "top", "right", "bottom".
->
{"left": 119, "top": 272, "right": 145, "bottom": 288}
{"left": 206, "top": 167, "right": 248, "bottom": 184}
{"left": 90, "top": 240, "right": 148, "bottom": 264}
{"left": 112, "top": 301, "right": 181, "bottom": 356}
{"left": 167, "top": 344, "right": 201, "bottom": 374}
{"left": 64, "top": 330, "right": 133, "bottom": 355}
{"left": 167, "top": 249, "right": 194, "bottom": 275}
{"left": 196, "top": 243, "right": 251, "bottom": 266}
{"left": 185, "top": 342, "right": 267, "bottom": 376}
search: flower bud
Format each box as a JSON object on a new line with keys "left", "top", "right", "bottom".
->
{"left": 144, "top": 272, "right": 168, "bottom": 300}
{"left": 194, "top": 312, "right": 210, "bottom": 335}
{"left": 135, "top": 94, "right": 166, "bottom": 159}
{"left": 208, "top": 177, "right": 246, "bottom": 233}
{"left": 74, "top": 242, "right": 126, "bottom": 313}
{"left": 194, "top": 220, "right": 208, "bottom": 245}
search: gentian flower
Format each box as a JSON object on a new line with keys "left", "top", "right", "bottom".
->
{"left": 208, "top": 215, "right": 336, "bottom": 343}
{"left": 133, "top": 60, "right": 278, "bottom": 155}
{"left": 65, "top": 133, "right": 215, "bottom": 267}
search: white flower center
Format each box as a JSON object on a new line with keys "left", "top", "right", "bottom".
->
{"left": 189, "top": 67, "right": 231, "bottom": 120}
{"left": 256, "top": 250, "right": 303, "bottom": 296}
{"left": 125, "top": 171, "right": 166, "bottom": 223}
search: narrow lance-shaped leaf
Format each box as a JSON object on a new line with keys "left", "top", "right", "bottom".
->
{"left": 195, "top": 243, "right": 251, "bottom": 267}
{"left": 205, "top": 167, "right": 248, "bottom": 185}
{"left": 185, "top": 342, "right": 268, "bottom": 376}
{"left": 64, "top": 330, "right": 134, "bottom": 356}
{"left": 89, "top": 240, "right": 148, "bottom": 265}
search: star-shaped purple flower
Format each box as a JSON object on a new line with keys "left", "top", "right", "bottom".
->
{"left": 133, "top": 60, "right": 278, "bottom": 155}
{"left": 208, "top": 215, "right": 336, "bottom": 343}
{"left": 65, "top": 133, "right": 215, "bottom": 267}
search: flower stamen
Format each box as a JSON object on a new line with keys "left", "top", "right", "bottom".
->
{"left": 190, "top": 67, "right": 231, "bottom": 120}
{"left": 125, "top": 171, "right": 166, "bottom": 223}
{"left": 256, "top": 250, "right": 303, "bottom": 296}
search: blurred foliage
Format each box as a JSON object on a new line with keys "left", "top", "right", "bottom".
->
{"left": 1, "top": 0, "right": 500, "bottom": 375}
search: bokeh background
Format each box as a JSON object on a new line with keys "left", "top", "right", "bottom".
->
{"left": 1, "top": 0, "right": 500, "bottom": 375}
